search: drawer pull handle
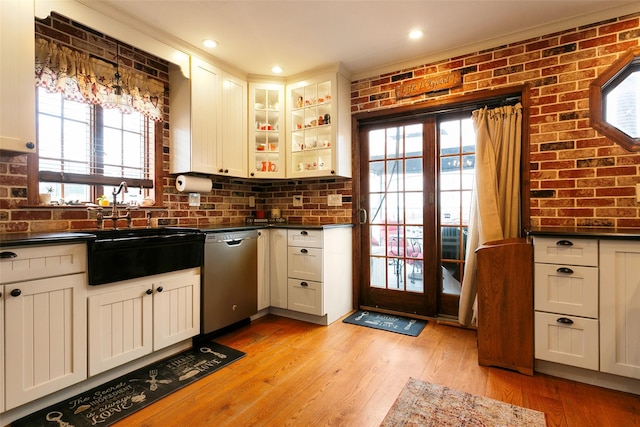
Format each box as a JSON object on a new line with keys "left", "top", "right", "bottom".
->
{"left": 300, "top": 281, "right": 308, "bottom": 287}
{"left": 556, "top": 317, "right": 574, "bottom": 325}
{"left": 0, "top": 251, "right": 17, "bottom": 259}
{"left": 10, "top": 289, "right": 21, "bottom": 297}
{"left": 301, "top": 248, "right": 308, "bottom": 254}
{"left": 300, "top": 230, "right": 308, "bottom": 236}
{"left": 556, "top": 240, "right": 573, "bottom": 246}
{"left": 556, "top": 267, "right": 574, "bottom": 274}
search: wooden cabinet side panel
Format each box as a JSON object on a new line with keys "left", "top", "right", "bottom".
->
{"left": 269, "top": 229, "right": 288, "bottom": 308}
{"left": 477, "top": 239, "right": 534, "bottom": 375}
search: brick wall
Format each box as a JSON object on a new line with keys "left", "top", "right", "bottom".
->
{"left": 351, "top": 12, "right": 640, "bottom": 229}
{"left": 0, "top": 13, "right": 352, "bottom": 234}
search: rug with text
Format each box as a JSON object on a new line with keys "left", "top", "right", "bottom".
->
{"left": 11, "top": 342, "right": 245, "bottom": 427}
{"left": 342, "top": 310, "right": 427, "bottom": 336}
{"left": 381, "top": 377, "right": 547, "bottom": 426}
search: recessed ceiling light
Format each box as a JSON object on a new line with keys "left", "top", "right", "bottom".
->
{"left": 272, "top": 66, "right": 283, "bottom": 74}
{"left": 409, "top": 29, "right": 423, "bottom": 40}
{"left": 203, "top": 39, "right": 218, "bottom": 48}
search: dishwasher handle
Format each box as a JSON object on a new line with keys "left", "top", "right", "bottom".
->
{"left": 224, "top": 239, "right": 244, "bottom": 246}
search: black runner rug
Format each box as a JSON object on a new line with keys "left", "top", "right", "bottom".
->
{"left": 342, "top": 310, "right": 427, "bottom": 336}
{"left": 10, "top": 342, "right": 245, "bottom": 427}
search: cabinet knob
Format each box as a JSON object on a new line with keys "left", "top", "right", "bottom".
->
{"left": 156, "top": 286, "right": 163, "bottom": 293}
{"left": 10, "top": 289, "right": 22, "bottom": 297}
{"left": 250, "top": 172, "right": 255, "bottom": 177}
{"left": 330, "top": 170, "right": 335, "bottom": 174}
{"left": 0, "top": 251, "right": 18, "bottom": 259}
{"left": 300, "top": 230, "right": 308, "bottom": 236}
{"left": 301, "top": 248, "right": 308, "bottom": 254}
{"left": 300, "top": 281, "right": 308, "bottom": 287}
{"left": 146, "top": 289, "right": 153, "bottom": 295}
{"left": 556, "top": 317, "right": 574, "bottom": 325}
{"left": 219, "top": 168, "right": 224, "bottom": 173}
{"left": 556, "top": 267, "right": 574, "bottom": 274}
{"left": 26, "top": 142, "right": 35, "bottom": 149}
{"left": 224, "top": 169, "right": 229, "bottom": 174}
{"left": 556, "top": 240, "right": 573, "bottom": 246}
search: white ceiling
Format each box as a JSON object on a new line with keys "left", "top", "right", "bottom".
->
{"left": 85, "top": 0, "right": 639, "bottom": 80}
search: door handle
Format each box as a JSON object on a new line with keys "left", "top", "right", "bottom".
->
{"left": 358, "top": 208, "right": 367, "bottom": 224}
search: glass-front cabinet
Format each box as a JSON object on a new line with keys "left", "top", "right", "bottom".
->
{"left": 249, "top": 83, "right": 285, "bottom": 178}
{"left": 286, "top": 68, "right": 351, "bottom": 178}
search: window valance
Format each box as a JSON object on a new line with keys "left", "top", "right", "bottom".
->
{"left": 35, "top": 37, "right": 165, "bottom": 122}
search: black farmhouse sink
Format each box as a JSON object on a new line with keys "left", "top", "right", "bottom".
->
{"left": 87, "top": 227, "right": 205, "bottom": 285}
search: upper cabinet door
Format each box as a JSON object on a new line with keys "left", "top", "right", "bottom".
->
{"left": 170, "top": 56, "right": 222, "bottom": 174}
{"left": 286, "top": 68, "right": 351, "bottom": 178}
{"left": 0, "top": 0, "right": 36, "bottom": 154}
{"left": 219, "top": 72, "right": 248, "bottom": 178}
{"left": 249, "top": 82, "right": 285, "bottom": 178}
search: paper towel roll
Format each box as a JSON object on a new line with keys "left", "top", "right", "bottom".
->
{"left": 175, "top": 175, "right": 212, "bottom": 193}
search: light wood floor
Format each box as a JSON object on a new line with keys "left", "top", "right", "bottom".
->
{"left": 114, "top": 314, "right": 639, "bottom": 427}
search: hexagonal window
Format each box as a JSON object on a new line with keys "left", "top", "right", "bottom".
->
{"left": 590, "top": 47, "right": 640, "bottom": 152}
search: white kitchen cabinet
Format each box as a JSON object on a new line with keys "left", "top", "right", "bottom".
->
{"left": 533, "top": 236, "right": 599, "bottom": 371}
{"left": 170, "top": 56, "right": 222, "bottom": 175}
{"left": 599, "top": 240, "right": 640, "bottom": 379}
{"left": 88, "top": 268, "right": 200, "bottom": 376}
{"left": 249, "top": 82, "right": 285, "bottom": 178}
{"left": 286, "top": 66, "right": 351, "bottom": 178}
{"left": 269, "top": 229, "right": 288, "bottom": 309}
{"left": 0, "top": 0, "right": 36, "bottom": 154}
{"left": 283, "top": 227, "right": 352, "bottom": 324}
{"left": 218, "top": 72, "right": 248, "bottom": 177}
{"left": 257, "top": 229, "right": 270, "bottom": 310}
{"left": 1, "top": 243, "right": 87, "bottom": 411}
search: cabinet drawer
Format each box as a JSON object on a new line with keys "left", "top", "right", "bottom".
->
{"left": 288, "top": 229, "right": 323, "bottom": 248}
{"left": 288, "top": 246, "right": 323, "bottom": 281}
{"left": 0, "top": 243, "right": 86, "bottom": 284}
{"left": 534, "top": 311, "right": 599, "bottom": 370}
{"left": 533, "top": 236, "right": 598, "bottom": 267}
{"left": 534, "top": 263, "right": 598, "bottom": 318}
{"left": 287, "top": 278, "right": 323, "bottom": 316}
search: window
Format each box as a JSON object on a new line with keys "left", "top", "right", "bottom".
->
{"left": 37, "top": 87, "right": 155, "bottom": 205}
{"left": 590, "top": 46, "right": 640, "bottom": 152}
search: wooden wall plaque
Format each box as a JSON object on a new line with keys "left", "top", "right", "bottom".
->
{"left": 395, "top": 70, "right": 462, "bottom": 99}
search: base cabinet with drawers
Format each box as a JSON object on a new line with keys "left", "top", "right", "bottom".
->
{"left": 532, "top": 234, "right": 640, "bottom": 393}
{"left": 269, "top": 227, "right": 352, "bottom": 325}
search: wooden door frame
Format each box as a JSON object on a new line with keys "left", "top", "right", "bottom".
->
{"left": 350, "top": 85, "right": 530, "bottom": 316}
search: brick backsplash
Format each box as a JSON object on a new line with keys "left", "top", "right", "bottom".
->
{"left": 351, "top": 12, "right": 640, "bottom": 229}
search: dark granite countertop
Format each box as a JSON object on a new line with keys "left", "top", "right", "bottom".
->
{"left": 0, "top": 223, "right": 354, "bottom": 247}
{"left": 527, "top": 226, "right": 640, "bottom": 240}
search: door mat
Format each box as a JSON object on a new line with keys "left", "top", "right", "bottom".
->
{"left": 381, "top": 377, "right": 546, "bottom": 426}
{"left": 10, "top": 342, "right": 245, "bottom": 427}
{"left": 342, "top": 310, "right": 427, "bottom": 336}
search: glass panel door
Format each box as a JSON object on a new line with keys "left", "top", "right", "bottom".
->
{"left": 361, "top": 121, "right": 437, "bottom": 316}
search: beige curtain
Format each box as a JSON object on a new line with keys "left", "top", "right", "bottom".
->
{"left": 34, "top": 37, "right": 165, "bottom": 121}
{"left": 458, "top": 103, "right": 523, "bottom": 326}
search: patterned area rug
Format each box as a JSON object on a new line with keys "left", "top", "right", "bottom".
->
{"left": 380, "top": 377, "right": 547, "bottom": 427}
{"left": 11, "top": 342, "right": 245, "bottom": 427}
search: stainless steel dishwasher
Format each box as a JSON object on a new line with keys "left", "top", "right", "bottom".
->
{"left": 202, "top": 229, "right": 258, "bottom": 334}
